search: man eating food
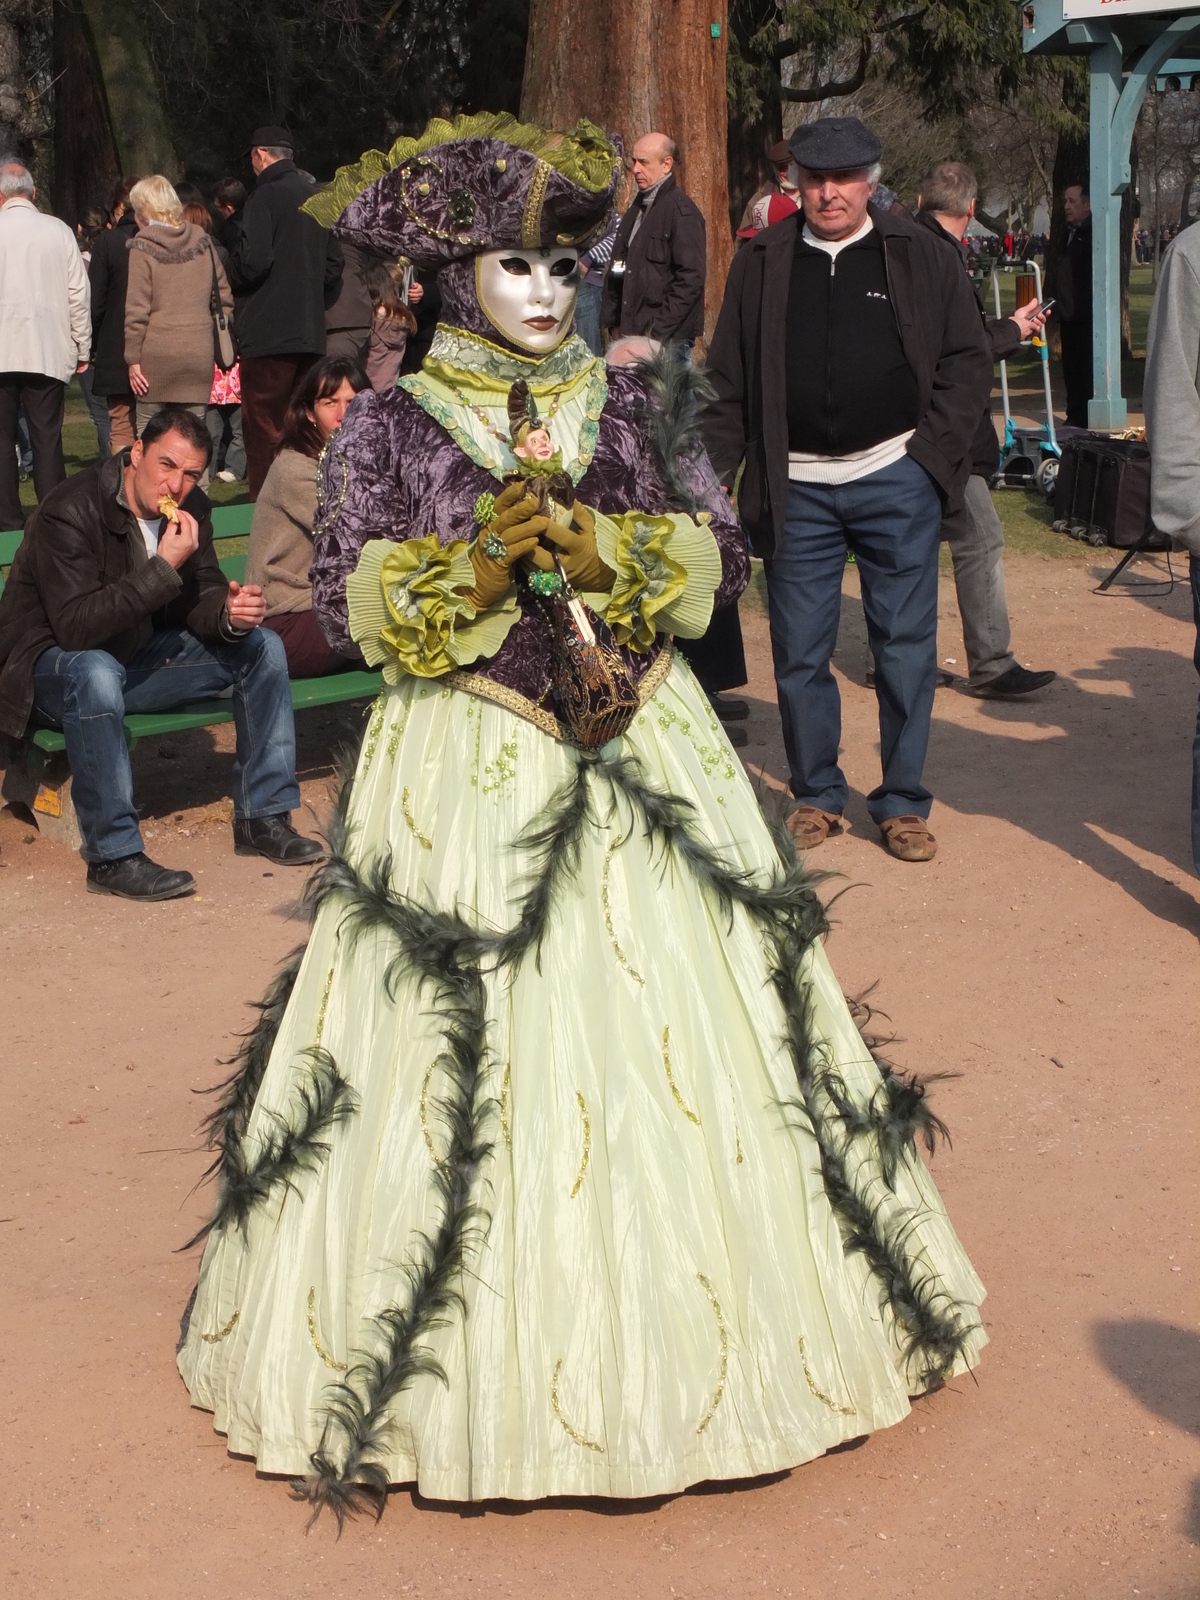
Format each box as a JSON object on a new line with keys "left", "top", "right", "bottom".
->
{"left": 0, "top": 405, "right": 322, "bottom": 899}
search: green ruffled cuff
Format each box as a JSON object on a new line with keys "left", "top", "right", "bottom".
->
{"left": 346, "top": 536, "right": 520, "bottom": 681}
{"left": 589, "top": 509, "right": 722, "bottom": 652}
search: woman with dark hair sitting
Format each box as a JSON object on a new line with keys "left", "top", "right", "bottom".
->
{"left": 246, "top": 356, "right": 367, "bottom": 677}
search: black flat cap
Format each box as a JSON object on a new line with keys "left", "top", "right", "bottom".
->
{"left": 246, "top": 125, "right": 294, "bottom": 154}
{"left": 788, "top": 117, "right": 881, "bottom": 173}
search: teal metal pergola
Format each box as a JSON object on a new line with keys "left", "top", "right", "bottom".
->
{"left": 1024, "top": 1, "right": 1200, "bottom": 428}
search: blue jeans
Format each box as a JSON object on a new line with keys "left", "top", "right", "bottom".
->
{"left": 1191, "top": 555, "right": 1200, "bottom": 875}
{"left": 32, "top": 626, "right": 299, "bottom": 862}
{"left": 77, "top": 367, "right": 112, "bottom": 459}
{"left": 575, "top": 278, "right": 604, "bottom": 356}
{"left": 766, "top": 454, "right": 942, "bottom": 824}
{"left": 206, "top": 403, "right": 246, "bottom": 479}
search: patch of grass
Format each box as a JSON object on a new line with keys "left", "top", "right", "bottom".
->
{"left": 17, "top": 380, "right": 250, "bottom": 510}
{"left": 208, "top": 478, "right": 251, "bottom": 506}
{"left": 990, "top": 485, "right": 1089, "bottom": 559}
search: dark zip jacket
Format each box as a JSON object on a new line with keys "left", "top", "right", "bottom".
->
{"left": 912, "top": 208, "right": 1022, "bottom": 478}
{"left": 87, "top": 210, "right": 139, "bottom": 396}
{"left": 227, "top": 159, "right": 343, "bottom": 358}
{"left": 701, "top": 203, "right": 992, "bottom": 557}
{"left": 785, "top": 226, "right": 920, "bottom": 455}
{"left": 601, "top": 172, "right": 707, "bottom": 342}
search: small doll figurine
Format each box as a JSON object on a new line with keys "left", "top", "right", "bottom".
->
{"left": 513, "top": 425, "right": 555, "bottom": 463}
{"left": 505, "top": 380, "right": 575, "bottom": 510}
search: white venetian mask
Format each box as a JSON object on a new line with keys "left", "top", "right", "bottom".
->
{"left": 476, "top": 246, "right": 580, "bottom": 354}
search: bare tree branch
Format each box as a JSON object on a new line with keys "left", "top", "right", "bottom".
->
{"left": 781, "top": 40, "right": 868, "bottom": 102}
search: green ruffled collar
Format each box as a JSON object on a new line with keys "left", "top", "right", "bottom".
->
{"left": 424, "top": 325, "right": 597, "bottom": 392}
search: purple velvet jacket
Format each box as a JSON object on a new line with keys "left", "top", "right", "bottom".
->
{"left": 311, "top": 365, "right": 750, "bottom": 713}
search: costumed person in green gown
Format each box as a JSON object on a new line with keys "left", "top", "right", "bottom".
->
{"left": 177, "top": 114, "right": 986, "bottom": 1523}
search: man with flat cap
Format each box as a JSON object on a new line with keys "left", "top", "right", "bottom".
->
{"left": 228, "top": 126, "right": 344, "bottom": 497}
{"left": 703, "top": 115, "right": 991, "bottom": 863}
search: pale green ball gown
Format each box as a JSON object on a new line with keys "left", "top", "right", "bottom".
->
{"left": 177, "top": 655, "right": 985, "bottom": 1518}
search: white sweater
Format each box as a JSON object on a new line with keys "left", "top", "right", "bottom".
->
{"left": 0, "top": 196, "right": 91, "bottom": 382}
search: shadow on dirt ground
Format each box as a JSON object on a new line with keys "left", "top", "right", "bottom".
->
{"left": 1094, "top": 1320, "right": 1200, "bottom": 1543}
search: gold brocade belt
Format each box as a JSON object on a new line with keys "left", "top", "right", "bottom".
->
{"left": 445, "top": 642, "right": 675, "bottom": 744}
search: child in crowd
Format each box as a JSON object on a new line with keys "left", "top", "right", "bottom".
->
{"left": 364, "top": 257, "right": 418, "bottom": 392}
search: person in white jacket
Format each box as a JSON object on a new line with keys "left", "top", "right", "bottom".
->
{"left": 1144, "top": 220, "right": 1200, "bottom": 876}
{"left": 0, "top": 162, "right": 91, "bottom": 531}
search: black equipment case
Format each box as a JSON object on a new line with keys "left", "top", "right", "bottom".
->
{"left": 1051, "top": 436, "right": 1171, "bottom": 550}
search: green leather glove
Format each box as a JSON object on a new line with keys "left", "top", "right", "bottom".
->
{"left": 466, "top": 481, "right": 546, "bottom": 611}
{"left": 526, "top": 502, "right": 616, "bottom": 593}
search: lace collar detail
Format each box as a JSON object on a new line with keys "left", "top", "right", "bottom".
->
{"left": 424, "top": 324, "right": 597, "bottom": 390}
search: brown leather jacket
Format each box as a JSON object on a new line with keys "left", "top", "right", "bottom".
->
{"left": 700, "top": 203, "right": 992, "bottom": 557}
{"left": 0, "top": 452, "right": 229, "bottom": 738}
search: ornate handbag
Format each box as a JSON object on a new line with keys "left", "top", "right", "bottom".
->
{"left": 539, "top": 559, "right": 640, "bottom": 748}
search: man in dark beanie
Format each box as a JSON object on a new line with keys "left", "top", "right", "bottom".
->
{"left": 228, "top": 127, "right": 344, "bottom": 497}
{"left": 703, "top": 116, "right": 990, "bottom": 862}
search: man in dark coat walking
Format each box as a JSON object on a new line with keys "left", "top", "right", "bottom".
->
{"left": 1052, "top": 182, "right": 1093, "bottom": 427}
{"left": 914, "top": 161, "right": 1055, "bottom": 701}
{"left": 601, "top": 133, "right": 706, "bottom": 346}
{"left": 228, "top": 127, "right": 343, "bottom": 497}
{"left": 702, "top": 117, "right": 991, "bottom": 863}
{"left": 88, "top": 179, "right": 140, "bottom": 454}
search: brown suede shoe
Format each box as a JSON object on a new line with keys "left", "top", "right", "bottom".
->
{"left": 785, "top": 805, "right": 844, "bottom": 851}
{"left": 879, "top": 814, "right": 937, "bottom": 862}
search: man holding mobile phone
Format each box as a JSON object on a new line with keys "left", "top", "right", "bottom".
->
{"left": 0, "top": 405, "right": 321, "bottom": 899}
{"left": 915, "top": 161, "right": 1056, "bottom": 699}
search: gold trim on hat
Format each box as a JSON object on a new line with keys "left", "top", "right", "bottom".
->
{"left": 521, "top": 158, "right": 554, "bottom": 248}
{"left": 398, "top": 156, "right": 486, "bottom": 249}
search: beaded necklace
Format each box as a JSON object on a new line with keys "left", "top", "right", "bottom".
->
{"left": 444, "top": 381, "right": 562, "bottom": 451}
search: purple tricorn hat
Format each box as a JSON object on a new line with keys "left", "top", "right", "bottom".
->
{"left": 304, "top": 112, "right": 620, "bottom": 271}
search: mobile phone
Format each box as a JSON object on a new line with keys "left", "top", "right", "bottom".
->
{"left": 1034, "top": 297, "right": 1055, "bottom": 315}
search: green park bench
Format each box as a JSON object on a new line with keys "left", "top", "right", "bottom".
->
{"left": 0, "top": 502, "right": 383, "bottom": 848}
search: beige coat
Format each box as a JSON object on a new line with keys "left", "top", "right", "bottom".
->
{"left": 246, "top": 448, "right": 319, "bottom": 615}
{"left": 123, "top": 221, "right": 233, "bottom": 402}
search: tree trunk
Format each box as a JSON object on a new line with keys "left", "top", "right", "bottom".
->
{"left": 0, "top": 0, "right": 50, "bottom": 171}
{"left": 725, "top": 0, "right": 782, "bottom": 237}
{"left": 51, "top": 0, "right": 120, "bottom": 226}
{"left": 726, "top": 96, "right": 780, "bottom": 241}
{"left": 521, "top": 0, "right": 732, "bottom": 345}
{"left": 77, "top": 0, "right": 178, "bottom": 180}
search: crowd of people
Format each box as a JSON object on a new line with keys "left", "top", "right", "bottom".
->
{"left": 0, "top": 100, "right": 1196, "bottom": 1528}
{"left": 1136, "top": 222, "right": 1182, "bottom": 262}
{"left": 0, "top": 115, "right": 1192, "bottom": 892}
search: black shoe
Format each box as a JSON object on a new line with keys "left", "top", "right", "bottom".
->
{"left": 722, "top": 724, "right": 749, "bottom": 748}
{"left": 866, "top": 666, "right": 957, "bottom": 689}
{"left": 710, "top": 693, "right": 750, "bottom": 722}
{"left": 86, "top": 852, "right": 195, "bottom": 901}
{"left": 233, "top": 813, "right": 324, "bottom": 865}
{"left": 972, "top": 665, "right": 1056, "bottom": 699}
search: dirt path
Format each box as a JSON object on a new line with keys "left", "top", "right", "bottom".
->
{"left": 1, "top": 550, "right": 1197, "bottom": 1600}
